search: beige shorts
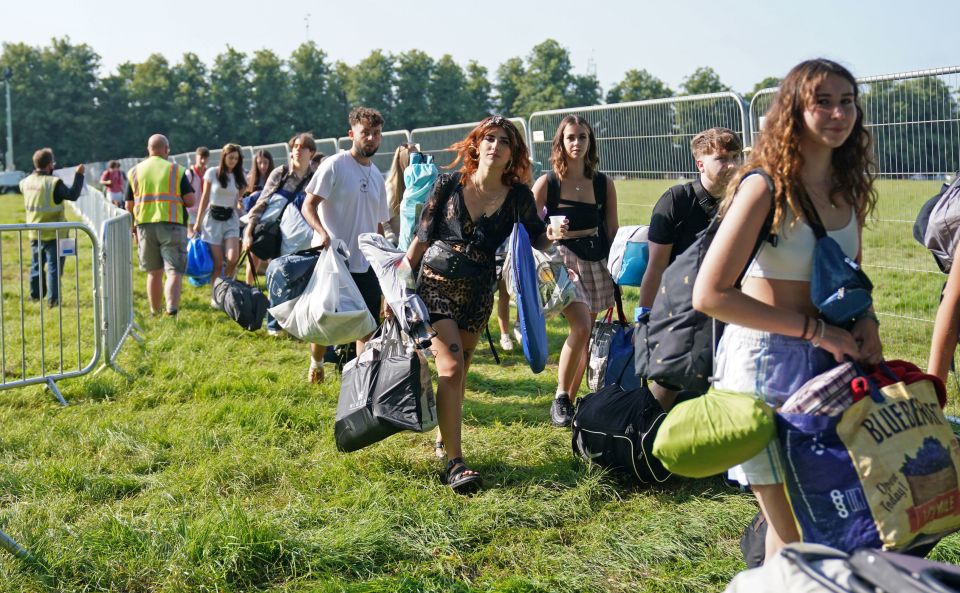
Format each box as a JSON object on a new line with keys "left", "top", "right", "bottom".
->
{"left": 137, "top": 223, "right": 188, "bottom": 273}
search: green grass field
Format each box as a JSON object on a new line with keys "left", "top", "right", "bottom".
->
{"left": 0, "top": 182, "right": 958, "bottom": 592}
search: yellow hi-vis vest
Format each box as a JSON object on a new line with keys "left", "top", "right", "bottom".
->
{"left": 128, "top": 156, "right": 187, "bottom": 225}
{"left": 21, "top": 173, "right": 65, "bottom": 240}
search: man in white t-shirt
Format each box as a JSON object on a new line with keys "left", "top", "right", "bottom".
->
{"left": 301, "top": 106, "right": 389, "bottom": 384}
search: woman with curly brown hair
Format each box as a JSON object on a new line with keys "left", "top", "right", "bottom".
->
{"left": 533, "top": 115, "right": 619, "bottom": 426}
{"left": 405, "top": 116, "right": 551, "bottom": 493}
{"left": 693, "top": 59, "right": 881, "bottom": 559}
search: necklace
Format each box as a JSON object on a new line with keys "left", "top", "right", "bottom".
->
{"left": 353, "top": 155, "right": 374, "bottom": 194}
{"left": 806, "top": 186, "right": 838, "bottom": 209}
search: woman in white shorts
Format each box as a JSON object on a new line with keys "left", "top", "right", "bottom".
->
{"left": 192, "top": 143, "right": 247, "bottom": 303}
{"left": 693, "top": 59, "right": 882, "bottom": 560}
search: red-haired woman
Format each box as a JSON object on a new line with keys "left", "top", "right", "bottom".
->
{"left": 405, "top": 116, "right": 551, "bottom": 493}
{"left": 533, "top": 115, "right": 618, "bottom": 426}
{"left": 693, "top": 59, "right": 880, "bottom": 559}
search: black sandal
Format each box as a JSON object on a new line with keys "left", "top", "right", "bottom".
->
{"left": 443, "top": 457, "right": 482, "bottom": 494}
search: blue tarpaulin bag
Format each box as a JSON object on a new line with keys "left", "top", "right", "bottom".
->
{"left": 588, "top": 292, "right": 640, "bottom": 391}
{"left": 265, "top": 248, "right": 322, "bottom": 308}
{"left": 186, "top": 237, "right": 213, "bottom": 284}
{"left": 512, "top": 222, "right": 548, "bottom": 373}
{"left": 398, "top": 153, "right": 438, "bottom": 251}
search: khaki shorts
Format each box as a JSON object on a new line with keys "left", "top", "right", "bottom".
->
{"left": 137, "top": 222, "right": 188, "bottom": 273}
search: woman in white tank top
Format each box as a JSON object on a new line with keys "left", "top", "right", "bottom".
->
{"left": 692, "top": 59, "right": 882, "bottom": 560}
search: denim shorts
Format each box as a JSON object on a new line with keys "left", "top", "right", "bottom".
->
{"left": 713, "top": 324, "right": 836, "bottom": 485}
{"left": 201, "top": 210, "right": 240, "bottom": 244}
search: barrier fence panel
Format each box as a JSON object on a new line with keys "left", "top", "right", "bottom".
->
{"left": 63, "top": 173, "right": 143, "bottom": 373}
{"left": 748, "top": 66, "right": 960, "bottom": 362}
{"left": 338, "top": 131, "right": 412, "bottom": 173}
{"left": 410, "top": 118, "right": 528, "bottom": 169}
{"left": 253, "top": 142, "right": 290, "bottom": 168}
{"left": 529, "top": 92, "right": 749, "bottom": 227}
{"left": 315, "top": 137, "right": 338, "bottom": 159}
{"left": 0, "top": 222, "right": 100, "bottom": 405}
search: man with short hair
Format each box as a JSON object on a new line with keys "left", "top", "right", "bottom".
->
{"left": 638, "top": 127, "right": 742, "bottom": 408}
{"left": 184, "top": 146, "right": 209, "bottom": 237}
{"left": 301, "top": 107, "right": 389, "bottom": 383}
{"left": 125, "top": 134, "right": 196, "bottom": 316}
{"left": 20, "top": 148, "right": 84, "bottom": 306}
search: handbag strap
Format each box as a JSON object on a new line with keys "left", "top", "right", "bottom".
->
{"left": 483, "top": 326, "right": 501, "bottom": 365}
{"left": 235, "top": 248, "right": 263, "bottom": 292}
{"left": 613, "top": 285, "right": 627, "bottom": 325}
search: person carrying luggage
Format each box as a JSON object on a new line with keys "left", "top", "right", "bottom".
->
{"left": 692, "top": 59, "right": 882, "bottom": 560}
{"left": 404, "top": 116, "right": 552, "bottom": 493}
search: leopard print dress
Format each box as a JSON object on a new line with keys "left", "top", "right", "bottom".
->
{"left": 418, "top": 228, "right": 498, "bottom": 334}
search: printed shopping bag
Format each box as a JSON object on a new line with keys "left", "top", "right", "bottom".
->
{"left": 778, "top": 361, "right": 960, "bottom": 551}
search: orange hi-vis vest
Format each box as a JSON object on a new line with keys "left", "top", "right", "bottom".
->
{"left": 127, "top": 156, "right": 187, "bottom": 225}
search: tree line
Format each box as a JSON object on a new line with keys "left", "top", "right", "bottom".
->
{"left": 2, "top": 38, "right": 955, "bottom": 176}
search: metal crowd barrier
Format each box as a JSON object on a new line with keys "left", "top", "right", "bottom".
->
{"left": 338, "top": 130, "right": 412, "bottom": 173}
{"left": 748, "top": 65, "right": 960, "bottom": 361}
{"left": 411, "top": 117, "right": 528, "bottom": 169}
{"left": 0, "top": 222, "right": 100, "bottom": 405}
{"left": 59, "top": 176, "right": 143, "bottom": 377}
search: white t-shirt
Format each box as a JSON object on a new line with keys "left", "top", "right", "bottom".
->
{"left": 203, "top": 167, "right": 241, "bottom": 208}
{"left": 305, "top": 152, "right": 389, "bottom": 273}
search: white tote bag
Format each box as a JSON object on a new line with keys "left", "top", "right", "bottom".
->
{"left": 271, "top": 240, "right": 376, "bottom": 344}
{"left": 279, "top": 201, "right": 314, "bottom": 256}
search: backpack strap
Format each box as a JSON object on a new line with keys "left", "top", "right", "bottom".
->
{"left": 797, "top": 193, "right": 828, "bottom": 239}
{"left": 545, "top": 171, "right": 561, "bottom": 213}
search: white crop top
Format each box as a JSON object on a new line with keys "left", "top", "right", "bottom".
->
{"left": 745, "top": 208, "right": 860, "bottom": 281}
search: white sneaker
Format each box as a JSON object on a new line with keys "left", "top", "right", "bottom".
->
{"left": 267, "top": 328, "right": 283, "bottom": 337}
{"left": 210, "top": 298, "right": 218, "bottom": 308}
{"left": 513, "top": 325, "right": 523, "bottom": 345}
{"left": 499, "top": 334, "right": 514, "bottom": 351}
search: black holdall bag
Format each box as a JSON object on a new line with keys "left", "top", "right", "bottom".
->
{"left": 212, "top": 250, "right": 269, "bottom": 331}
{"left": 571, "top": 364, "right": 671, "bottom": 485}
{"left": 634, "top": 169, "right": 778, "bottom": 394}
{"left": 334, "top": 319, "right": 438, "bottom": 453}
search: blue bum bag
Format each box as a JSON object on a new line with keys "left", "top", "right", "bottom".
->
{"left": 803, "top": 202, "right": 873, "bottom": 327}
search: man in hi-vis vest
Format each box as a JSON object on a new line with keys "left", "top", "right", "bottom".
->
{"left": 125, "top": 134, "right": 195, "bottom": 316}
{"left": 20, "top": 148, "right": 84, "bottom": 306}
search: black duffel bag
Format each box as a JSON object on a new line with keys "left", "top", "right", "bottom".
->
{"left": 335, "top": 319, "right": 437, "bottom": 452}
{"left": 571, "top": 378, "right": 671, "bottom": 485}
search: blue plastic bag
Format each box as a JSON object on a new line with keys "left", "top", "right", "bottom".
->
{"left": 512, "top": 223, "right": 547, "bottom": 373}
{"left": 186, "top": 237, "right": 214, "bottom": 281}
{"left": 617, "top": 242, "right": 649, "bottom": 286}
{"left": 398, "top": 153, "right": 438, "bottom": 251}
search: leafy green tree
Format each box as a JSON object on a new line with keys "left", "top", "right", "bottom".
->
{"left": 128, "top": 54, "right": 176, "bottom": 148}
{"left": 463, "top": 61, "right": 493, "bottom": 120}
{"left": 170, "top": 53, "right": 214, "bottom": 155}
{"left": 606, "top": 69, "right": 673, "bottom": 103}
{"left": 680, "top": 66, "right": 730, "bottom": 95}
{"left": 94, "top": 63, "right": 137, "bottom": 160}
{"left": 495, "top": 57, "right": 525, "bottom": 116}
{"left": 509, "top": 40, "right": 601, "bottom": 116}
{"left": 427, "top": 55, "right": 468, "bottom": 125}
{"left": 343, "top": 50, "right": 396, "bottom": 126}
{"left": 209, "top": 46, "right": 251, "bottom": 146}
{"left": 289, "top": 43, "right": 347, "bottom": 139}
{"left": 249, "top": 49, "right": 293, "bottom": 145}
{"left": 745, "top": 76, "right": 781, "bottom": 102}
{"left": 393, "top": 50, "right": 434, "bottom": 131}
{"left": 0, "top": 38, "right": 100, "bottom": 169}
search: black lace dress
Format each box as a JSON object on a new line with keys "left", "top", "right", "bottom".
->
{"left": 416, "top": 173, "right": 546, "bottom": 333}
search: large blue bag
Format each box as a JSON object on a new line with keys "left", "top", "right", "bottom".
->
{"left": 587, "top": 301, "right": 640, "bottom": 391}
{"left": 512, "top": 223, "right": 548, "bottom": 373}
{"left": 398, "top": 153, "right": 438, "bottom": 251}
{"left": 186, "top": 237, "right": 213, "bottom": 284}
{"left": 265, "top": 248, "right": 322, "bottom": 308}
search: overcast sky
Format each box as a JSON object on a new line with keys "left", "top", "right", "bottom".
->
{"left": 5, "top": 0, "right": 956, "bottom": 94}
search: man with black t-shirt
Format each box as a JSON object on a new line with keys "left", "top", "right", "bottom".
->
{"left": 638, "top": 127, "right": 742, "bottom": 408}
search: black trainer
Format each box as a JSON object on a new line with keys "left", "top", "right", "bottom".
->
{"left": 550, "top": 394, "right": 574, "bottom": 427}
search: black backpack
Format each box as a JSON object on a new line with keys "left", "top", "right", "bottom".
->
{"left": 249, "top": 166, "right": 311, "bottom": 261}
{"left": 212, "top": 252, "right": 269, "bottom": 331}
{"left": 571, "top": 377, "right": 671, "bottom": 485}
{"left": 634, "top": 170, "right": 777, "bottom": 394}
